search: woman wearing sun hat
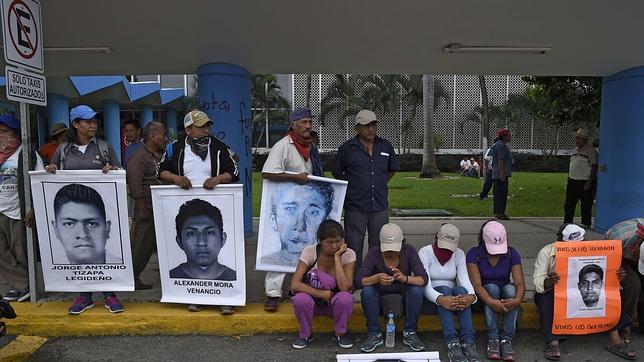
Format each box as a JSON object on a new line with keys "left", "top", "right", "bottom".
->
{"left": 466, "top": 220, "right": 525, "bottom": 361}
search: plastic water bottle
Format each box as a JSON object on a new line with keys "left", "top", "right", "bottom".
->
{"left": 385, "top": 312, "right": 395, "bottom": 347}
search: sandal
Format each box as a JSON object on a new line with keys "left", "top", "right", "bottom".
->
{"left": 544, "top": 344, "right": 561, "bottom": 361}
{"left": 605, "top": 343, "right": 636, "bottom": 360}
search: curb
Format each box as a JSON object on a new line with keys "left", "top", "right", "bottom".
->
{"left": 6, "top": 302, "right": 540, "bottom": 337}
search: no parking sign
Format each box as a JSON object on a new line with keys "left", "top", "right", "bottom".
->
{"left": 1, "top": 0, "right": 43, "bottom": 73}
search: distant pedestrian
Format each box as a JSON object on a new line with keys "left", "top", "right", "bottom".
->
{"left": 479, "top": 139, "right": 497, "bottom": 200}
{"left": 122, "top": 119, "right": 142, "bottom": 169}
{"left": 563, "top": 129, "right": 597, "bottom": 228}
{"left": 491, "top": 129, "right": 513, "bottom": 220}
{"left": 39, "top": 122, "right": 68, "bottom": 164}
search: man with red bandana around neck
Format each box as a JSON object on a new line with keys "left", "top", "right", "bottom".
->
{"left": 261, "top": 107, "right": 324, "bottom": 312}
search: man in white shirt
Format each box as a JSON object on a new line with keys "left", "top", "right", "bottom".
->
{"left": 563, "top": 129, "right": 598, "bottom": 228}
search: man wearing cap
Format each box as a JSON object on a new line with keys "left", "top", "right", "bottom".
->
{"left": 39, "top": 122, "right": 68, "bottom": 164}
{"left": 332, "top": 109, "right": 400, "bottom": 284}
{"left": 157, "top": 110, "right": 239, "bottom": 314}
{"left": 563, "top": 129, "right": 598, "bottom": 228}
{"left": 0, "top": 115, "right": 30, "bottom": 302}
{"left": 261, "top": 107, "right": 324, "bottom": 312}
{"left": 490, "top": 128, "right": 513, "bottom": 220}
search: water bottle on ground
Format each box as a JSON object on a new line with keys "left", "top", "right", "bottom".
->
{"left": 385, "top": 312, "right": 395, "bottom": 347}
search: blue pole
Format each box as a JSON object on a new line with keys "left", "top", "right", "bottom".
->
{"left": 141, "top": 105, "right": 153, "bottom": 126}
{"left": 197, "top": 63, "right": 253, "bottom": 236}
{"left": 102, "top": 99, "right": 122, "bottom": 164}
{"left": 47, "top": 93, "right": 69, "bottom": 131}
{"left": 595, "top": 67, "right": 644, "bottom": 232}
{"left": 164, "top": 107, "right": 178, "bottom": 141}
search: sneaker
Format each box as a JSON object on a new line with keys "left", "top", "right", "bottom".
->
{"left": 292, "top": 335, "right": 313, "bottom": 349}
{"left": 462, "top": 342, "right": 481, "bottom": 362}
{"left": 16, "top": 289, "right": 30, "bottom": 302}
{"left": 487, "top": 339, "right": 501, "bottom": 360}
{"left": 447, "top": 342, "right": 467, "bottom": 362}
{"left": 360, "top": 333, "right": 383, "bottom": 353}
{"left": 188, "top": 304, "right": 202, "bottom": 312}
{"left": 3, "top": 290, "right": 19, "bottom": 301}
{"left": 220, "top": 306, "right": 235, "bottom": 315}
{"left": 68, "top": 296, "right": 94, "bottom": 315}
{"left": 495, "top": 214, "right": 510, "bottom": 220}
{"left": 334, "top": 335, "right": 354, "bottom": 349}
{"left": 403, "top": 330, "right": 425, "bottom": 351}
{"left": 264, "top": 296, "right": 279, "bottom": 312}
{"left": 104, "top": 295, "right": 125, "bottom": 313}
{"left": 500, "top": 340, "right": 514, "bottom": 361}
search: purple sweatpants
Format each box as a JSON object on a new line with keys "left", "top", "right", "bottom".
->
{"left": 291, "top": 269, "right": 353, "bottom": 339}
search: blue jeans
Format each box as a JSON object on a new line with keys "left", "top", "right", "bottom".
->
{"left": 483, "top": 284, "right": 518, "bottom": 342}
{"left": 429, "top": 285, "right": 476, "bottom": 344}
{"left": 361, "top": 285, "right": 424, "bottom": 335}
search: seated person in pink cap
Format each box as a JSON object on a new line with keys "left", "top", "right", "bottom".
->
{"left": 289, "top": 220, "right": 356, "bottom": 350}
{"left": 418, "top": 223, "right": 480, "bottom": 362}
{"left": 466, "top": 221, "right": 525, "bottom": 361}
{"left": 533, "top": 223, "right": 635, "bottom": 361}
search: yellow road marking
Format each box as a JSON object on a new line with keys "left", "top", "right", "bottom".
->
{"left": 0, "top": 335, "right": 48, "bottom": 362}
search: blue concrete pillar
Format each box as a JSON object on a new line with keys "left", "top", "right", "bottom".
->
{"left": 102, "top": 99, "right": 122, "bottom": 164}
{"left": 47, "top": 93, "right": 69, "bottom": 131}
{"left": 164, "top": 107, "right": 178, "bottom": 140}
{"left": 595, "top": 67, "right": 644, "bottom": 232}
{"left": 37, "top": 107, "right": 47, "bottom": 146}
{"left": 141, "top": 105, "right": 153, "bottom": 126}
{"left": 197, "top": 63, "right": 253, "bottom": 236}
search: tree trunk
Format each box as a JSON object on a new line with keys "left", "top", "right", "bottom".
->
{"left": 478, "top": 75, "right": 490, "bottom": 179}
{"left": 305, "top": 75, "right": 312, "bottom": 108}
{"left": 419, "top": 75, "right": 441, "bottom": 178}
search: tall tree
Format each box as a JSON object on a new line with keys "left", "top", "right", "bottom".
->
{"left": 250, "top": 74, "right": 291, "bottom": 149}
{"left": 419, "top": 75, "right": 441, "bottom": 177}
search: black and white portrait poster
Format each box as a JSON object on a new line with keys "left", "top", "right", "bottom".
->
{"left": 29, "top": 170, "right": 134, "bottom": 291}
{"left": 151, "top": 184, "right": 245, "bottom": 306}
{"left": 255, "top": 175, "right": 348, "bottom": 273}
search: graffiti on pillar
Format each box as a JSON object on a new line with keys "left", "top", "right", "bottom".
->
{"left": 238, "top": 101, "right": 251, "bottom": 158}
{"left": 244, "top": 168, "right": 251, "bottom": 197}
{"left": 197, "top": 93, "right": 231, "bottom": 112}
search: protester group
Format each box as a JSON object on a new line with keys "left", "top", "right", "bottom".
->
{"left": 0, "top": 105, "right": 642, "bottom": 362}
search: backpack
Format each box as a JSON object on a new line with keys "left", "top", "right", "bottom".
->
{"left": 58, "top": 139, "right": 110, "bottom": 170}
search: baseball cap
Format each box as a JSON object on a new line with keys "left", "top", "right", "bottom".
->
{"left": 0, "top": 115, "right": 20, "bottom": 130}
{"left": 183, "top": 110, "right": 212, "bottom": 128}
{"left": 50, "top": 122, "right": 68, "bottom": 136}
{"left": 562, "top": 224, "right": 585, "bottom": 241}
{"left": 482, "top": 221, "right": 508, "bottom": 255}
{"left": 436, "top": 224, "right": 460, "bottom": 252}
{"left": 289, "top": 107, "right": 314, "bottom": 122}
{"left": 354, "top": 109, "right": 378, "bottom": 126}
{"left": 69, "top": 105, "right": 98, "bottom": 122}
{"left": 380, "top": 223, "right": 404, "bottom": 252}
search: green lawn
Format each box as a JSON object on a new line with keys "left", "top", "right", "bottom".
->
{"left": 251, "top": 172, "right": 570, "bottom": 217}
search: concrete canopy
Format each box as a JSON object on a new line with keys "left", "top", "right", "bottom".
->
{"left": 1, "top": 1, "right": 640, "bottom": 77}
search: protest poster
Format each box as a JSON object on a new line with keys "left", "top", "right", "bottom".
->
{"left": 255, "top": 175, "right": 347, "bottom": 273}
{"left": 29, "top": 170, "right": 134, "bottom": 291}
{"left": 553, "top": 239, "right": 622, "bottom": 334}
{"left": 151, "top": 184, "right": 245, "bottom": 306}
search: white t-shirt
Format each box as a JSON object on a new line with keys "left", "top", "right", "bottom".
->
{"left": 484, "top": 148, "right": 493, "bottom": 167}
{"left": 569, "top": 142, "right": 598, "bottom": 180}
{"left": 0, "top": 146, "right": 22, "bottom": 220}
{"left": 262, "top": 135, "right": 312, "bottom": 174}
{"left": 184, "top": 142, "right": 212, "bottom": 186}
{"left": 417, "top": 245, "right": 475, "bottom": 304}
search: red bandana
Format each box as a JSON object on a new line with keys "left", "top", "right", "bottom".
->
{"left": 432, "top": 242, "right": 454, "bottom": 266}
{"left": 289, "top": 130, "right": 313, "bottom": 162}
{"left": 0, "top": 134, "right": 20, "bottom": 166}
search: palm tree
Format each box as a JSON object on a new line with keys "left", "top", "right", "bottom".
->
{"left": 251, "top": 74, "right": 291, "bottom": 149}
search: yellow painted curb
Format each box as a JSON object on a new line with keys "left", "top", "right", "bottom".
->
{"left": 5, "top": 302, "right": 540, "bottom": 337}
{"left": 0, "top": 335, "right": 48, "bottom": 361}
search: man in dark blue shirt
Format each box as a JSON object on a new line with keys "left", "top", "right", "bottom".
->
{"left": 491, "top": 128, "right": 513, "bottom": 220}
{"left": 332, "top": 109, "right": 399, "bottom": 282}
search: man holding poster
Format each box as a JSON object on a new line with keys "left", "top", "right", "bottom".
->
{"left": 534, "top": 224, "right": 636, "bottom": 360}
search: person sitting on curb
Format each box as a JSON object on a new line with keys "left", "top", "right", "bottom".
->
{"left": 466, "top": 221, "right": 525, "bottom": 361}
{"left": 418, "top": 223, "right": 480, "bottom": 362}
{"left": 533, "top": 223, "right": 636, "bottom": 361}
{"left": 290, "top": 220, "right": 355, "bottom": 350}
{"left": 356, "top": 223, "right": 428, "bottom": 353}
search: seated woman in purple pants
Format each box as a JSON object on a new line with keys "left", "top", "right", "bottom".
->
{"left": 290, "top": 220, "right": 356, "bottom": 350}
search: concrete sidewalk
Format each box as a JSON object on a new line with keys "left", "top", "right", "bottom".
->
{"left": 1, "top": 217, "right": 601, "bottom": 336}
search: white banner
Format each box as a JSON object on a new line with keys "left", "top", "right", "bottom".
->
{"left": 151, "top": 184, "right": 246, "bottom": 306}
{"left": 29, "top": 170, "right": 134, "bottom": 291}
{"left": 255, "top": 175, "right": 347, "bottom": 273}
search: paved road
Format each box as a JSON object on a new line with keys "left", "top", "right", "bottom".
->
{"left": 23, "top": 330, "right": 644, "bottom": 361}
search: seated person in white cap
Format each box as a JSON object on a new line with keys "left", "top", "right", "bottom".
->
{"left": 534, "top": 224, "right": 635, "bottom": 361}
{"left": 466, "top": 221, "right": 525, "bottom": 361}
{"left": 419, "top": 223, "right": 479, "bottom": 362}
{"left": 356, "top": 223, "right": 428, "bottom": 353}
